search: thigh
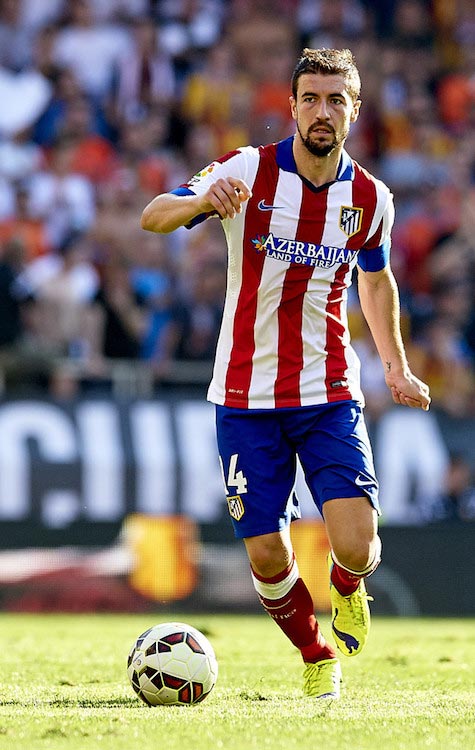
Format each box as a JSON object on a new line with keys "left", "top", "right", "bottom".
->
{"left": 215, "top": 406, "right": 299, "bottom": 538}
{"left": 293, "top": 401, "right": 380, "bottom": 516}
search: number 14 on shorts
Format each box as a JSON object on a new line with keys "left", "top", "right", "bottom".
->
{"left": 219, "top": 453, "right": 248, "bottom": 495}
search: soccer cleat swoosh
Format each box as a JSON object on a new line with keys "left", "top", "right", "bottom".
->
{"left": 257, "top": 199, "right": 284, "bottom": 211}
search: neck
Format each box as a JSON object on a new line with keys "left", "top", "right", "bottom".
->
{"left": 292, "top": 135, "right": 343, "bottom": 188}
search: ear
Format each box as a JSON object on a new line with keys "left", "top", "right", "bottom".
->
{"left": 289, "top": 95, "right": 297, "bottom": 121}
{"left": 350, "top": 99, "right": 361, "bottom": 123}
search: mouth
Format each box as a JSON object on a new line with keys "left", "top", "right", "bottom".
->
{"left": 310, "top": 126, "right": 333, "bottom": 135}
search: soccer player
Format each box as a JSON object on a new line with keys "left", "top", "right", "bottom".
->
{"left": 141, "top": 48, "right": 431, "bottom": 699}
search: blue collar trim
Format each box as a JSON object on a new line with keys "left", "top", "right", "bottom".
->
{"left": 275, "top": 136, "right": 354, "bottom": 181}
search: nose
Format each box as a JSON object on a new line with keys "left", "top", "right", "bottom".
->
{"left": 314, "top": 100, "right": 330, "bottom": 119}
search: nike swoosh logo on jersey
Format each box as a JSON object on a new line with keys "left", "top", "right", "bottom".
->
{"left": 257, "top": 199, "right": 284, "bottom": 211}
{"left": 355, "top": 475, "right": 373, "bottom": 487}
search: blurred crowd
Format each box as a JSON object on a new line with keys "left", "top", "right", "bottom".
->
{"left": 1, "top": 0, "right": 475, "bottom": 521}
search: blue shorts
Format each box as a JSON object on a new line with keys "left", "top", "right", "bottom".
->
{"left": 215, "top": 401, "right": 379, "bottom": 539}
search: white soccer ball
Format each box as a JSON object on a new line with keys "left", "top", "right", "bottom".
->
{"left": 127, "top": 622, "right": 218, "bottom": 706}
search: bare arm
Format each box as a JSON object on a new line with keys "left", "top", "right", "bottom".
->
{"left": 357, "top": 264, "right": 431, "bottom": 410}
{"left": 141, "top": 177, "right": 252, "bottom": 234}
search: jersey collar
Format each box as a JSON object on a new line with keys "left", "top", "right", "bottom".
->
{"left": 276, "top": 135, "right": 354, "bottom": 181}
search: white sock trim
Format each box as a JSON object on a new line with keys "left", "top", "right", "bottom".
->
{"left": 331, "top": 536, "right": 382, "bottom": 577}
{"left": 251, "top": 558, "right": 300, "bottom": 600}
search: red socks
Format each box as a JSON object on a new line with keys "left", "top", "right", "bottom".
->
{"left": 330, "top": 561, "right": 362, "bottom": 596}
{"left": 251, "top": 557, "right": 336, "bottom": 663}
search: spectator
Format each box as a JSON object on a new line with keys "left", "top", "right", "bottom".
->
{"left": 129, "top": 231, "right": 175, "bottom": 363}
{"left": 0, "top": 184, "right": 51, "bottom": 263}
{"left": 0, "top": 64, "right": 52, "bottom": 138}
{"left": 0, "top": 127, "right": 45, "bottom": 183}
{"left": 431, "top": 453, "right": 475, "bottom": 523}
{"left": 0, "top": 239, "right": 26, "bottom": 350}
{"left": 19, "top": 0, "right": 65, "bottom": 34}
{"left": 181, "top": 39, "right": 252, "bottom": 151}
{"left": 94, "top": 257, "right": 147, "bottom": 360}
{"left": 182, "top": 121, "right": 222, "bottom": 175}
{"left": 299, "top": 0, "right": 368, "bottom": 49}
{"left": 116, "top": 113, "right": 176, "bottom": 199}
{"left": 33, "top": 67, "right": 113, "bottom": 147}
{"left": 17, "top": 230, "right": 101, "bottom": 360}
{"left": 52, "top": 0, "right": 132, "bottom": 100}
{"left": 390, "top": 0, "right": 435, "bottom": 50}
{"left": 249, "top": 42, "right": 296, "bottom": 145}
{"left": 0, "top": 0, "right": 35, "bottom": 71}
{"left": 26, "top": 136, "right": 96, "bottom": 250}
{"left": 165, "top": 259, "right": 226, "bottom": 363}
{"left": 229, "top": 9, "right": 296, "bottom": 84}
{"left": 88, "top": 177, "right": 147, "bottom": 273}
{"left": 156, "top": 0, "right": 226, "bottom": 69}
{"left": 111, "top": 15, "right": 176, "bottom": 124}
{"left": 55, "top": 95, "right": 118, "bottom": 185}
{"left": 407, "top": 314, "right": 475, "bottom": 418}
{"left": 375, "top": 405, "right": 450, "bottom": 525}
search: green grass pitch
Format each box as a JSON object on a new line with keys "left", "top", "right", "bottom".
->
{"left": 0, "top": 613, "right": 473, "bottom": 750}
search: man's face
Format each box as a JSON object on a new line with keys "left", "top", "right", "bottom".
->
{"left": 290, "top": 73, "right": 360, "bottom": 157}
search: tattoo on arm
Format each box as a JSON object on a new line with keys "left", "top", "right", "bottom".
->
{"left": 386, "top": 362, "right": 391, "bottom": 372}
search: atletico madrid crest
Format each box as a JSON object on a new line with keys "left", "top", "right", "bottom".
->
{"left": 339, "top": 206, "right": 363, "bottom": 237}
{"left": 227, "top": 495, "right": 245, "bottom": 521}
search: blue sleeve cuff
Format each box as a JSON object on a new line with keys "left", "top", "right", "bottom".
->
{"left": 170, "top": 187, "right": 214, "bottom": 228}
{"left": 357, "top": 239, "right": 390, "bottom": 272}
{"left": 170, "top": 187, "right": 195, "bottom": 197}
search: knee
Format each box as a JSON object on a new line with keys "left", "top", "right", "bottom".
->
{"left": 332, "top": 535, "right": 381, "bottom": 575}
{"left": 245, "top": 537, "right": 292, "bottom": 578}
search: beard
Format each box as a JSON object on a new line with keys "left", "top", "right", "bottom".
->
{"left": 297, "top": 121, "right": 348, "bottom": 157}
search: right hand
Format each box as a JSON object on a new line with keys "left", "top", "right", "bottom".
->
{"left": 199, "top": 177, "right": 252, "bottom": 220}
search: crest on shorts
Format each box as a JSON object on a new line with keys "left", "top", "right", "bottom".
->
{"left": 227, "top": 495, "right": 245, "bottom": 521}
{"left": 339, "top": 206, "right": 363, "bottom": 237}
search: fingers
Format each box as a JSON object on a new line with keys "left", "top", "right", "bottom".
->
{"left": 205, "top": 178, "right": 252, "bottom": 219}
{"left": 390, "top": 387, "right": 431, "bottom": 411}
{"left": 390, "top": 387, "right": 405, "bottom": 406}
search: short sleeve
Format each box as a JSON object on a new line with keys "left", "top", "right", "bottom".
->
{"left": 170, "top": 149, "right": 247, "bottom": 228}
{"left": 357, "top": 191, "right": 394, "bottom": 271}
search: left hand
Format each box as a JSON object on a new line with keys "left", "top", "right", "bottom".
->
{"left": 386, "top": 371, "right": 431, "bottom": 411}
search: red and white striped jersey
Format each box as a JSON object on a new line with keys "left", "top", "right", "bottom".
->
{"left": 172, "top": 136, "right": 394, "bottom": 409}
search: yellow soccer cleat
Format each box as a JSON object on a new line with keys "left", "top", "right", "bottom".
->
{"left": 303, "top": 658, "right": 342, "bottom": 699}
{"left": 328, "top": 552, "right": 373, "bottom": 657}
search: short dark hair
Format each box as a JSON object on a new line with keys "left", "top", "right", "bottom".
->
{"left": 291, "top": 48, "right": 361, "bottom": 102}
